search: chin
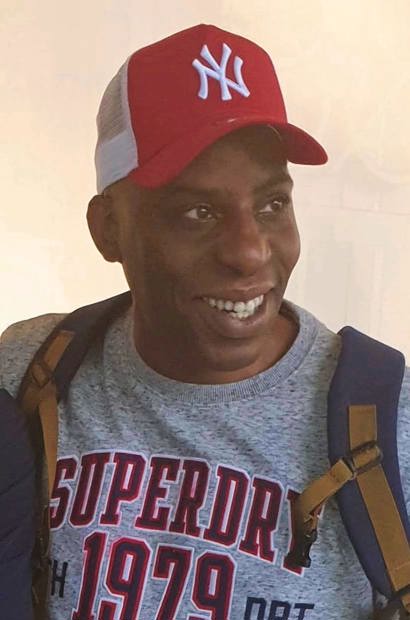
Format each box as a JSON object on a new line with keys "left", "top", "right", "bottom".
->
{"left": 196, "top": 341, "right": 264, "bottom": 378}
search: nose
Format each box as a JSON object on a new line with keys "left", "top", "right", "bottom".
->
{"left": 215, "top": 211, "right": 272, "bottom": 276}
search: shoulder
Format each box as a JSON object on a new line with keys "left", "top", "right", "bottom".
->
{"left": 394, "top": 357, "right": 410, "bottom": 515}
{"left": 0, "top": 313, "right": 66, "bottom": 397}
{"left": 396, "top": 365, "right": 410, "bottom": 505}
{"left": 398, "top": 362, "right": 410, "bottom": 433}
{"left": 399, "top": 365, "right": 410, "bottom": 410}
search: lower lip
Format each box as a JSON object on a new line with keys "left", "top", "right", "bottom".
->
{"left": 196, "top": 294, "right": 271, "bottom": 339}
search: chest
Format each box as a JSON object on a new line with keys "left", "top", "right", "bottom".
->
{"left": 47, "top": 384, "right": 373, "bottom": 620}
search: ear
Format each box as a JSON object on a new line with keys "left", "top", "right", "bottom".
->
{"left": 87, "top": 193, "right": 122, "bottom": 263}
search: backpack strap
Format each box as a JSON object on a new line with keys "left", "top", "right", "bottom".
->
{"left": 19, "top": 331, "right": 74, "bottom": 496}
{"left": 286, "top": 326, "right": 410, "bottom": 614}
{"left": 18, "top": 291, "right": 132, "bottom": 408}
{"left": 16, "top": 290, "right": 132, "bottom": 618}
{"left": 18, "top": 290, "right": 132, "bottom": 496}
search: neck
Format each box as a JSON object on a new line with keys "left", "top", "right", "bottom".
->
{"left": 132, "top": 307, "right": 299, "bottom": 385}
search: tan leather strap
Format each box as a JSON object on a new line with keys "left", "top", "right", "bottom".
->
{"left": 350, "top": 405, "right": 410, "bottom": 613}
{"left": 291, "top": 444, "right": 382, "bottom": 534}
{"left": 21, "top": 330, "right": 73, "bottom": 413}
{"left": 285, "top": 437, "right": 382, "bottom": 568}
{"left": 38, "top": 382, "right": 59, "bottom": 498}
{"left": 20, "top": 329, "right": 74, "bottom": 497}
{"left": 294, "top": 459, "right": 356, "bottom": 528}
{"left": 18, "top": 329, "right": 75, "bottom": 617}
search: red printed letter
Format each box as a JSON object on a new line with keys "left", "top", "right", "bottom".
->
{"left": 135, "top": 457, "right": 180, "bottom": 531}
{"left": 239, "top": 477, "right": 282, "bottom": 562}
{"left": 189, "top": 552, "right": 235, "bottom": 620}
{"left": 204, "top": 466, "right": 248, "bottom": 546}
{"left": 98, "top": 538, "right": 151, "bottom": 620}
{"left": 72, "top": 531, "right": 107, "bottom": 620}
{"left": 153, "top": 545, "right": 192, "bottom": 619}
{"left": 70, "top": 452, "right": 111, "bottom": 527}
{"left": 50, "top": 457, "right": 77, "bottom": 529}
{"left": 169, "top": 459, "right": 209, "bottom": 537}
{"left": 100, "top": 452, "right": 146, "bottom": 526}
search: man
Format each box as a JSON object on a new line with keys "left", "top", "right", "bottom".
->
{"left": 1, "top": 23, "right": 409, "bottom": 620}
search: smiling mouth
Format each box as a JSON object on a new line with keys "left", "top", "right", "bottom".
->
{"left": 202, "top": 294, "right": 265, "bottom": 320}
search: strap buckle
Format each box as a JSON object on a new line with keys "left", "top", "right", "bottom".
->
{"left": 343, "top": 441, "right": 383, "bottom": 478}
{"left": 285, "top": 528, "right": 318, "bottom": 568}
{"left": 374, "top": 586, "right": 410, "bottom": 619}
{"left": 395, "top": 584, "right": 410, "bottom": 616}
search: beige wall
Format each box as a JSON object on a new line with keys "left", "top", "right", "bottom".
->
{"left": 1, "top": 0, "right": 409, "bottom": 358}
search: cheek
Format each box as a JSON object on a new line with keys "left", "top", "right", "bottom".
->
{"left": 282, "top": 214, "right": 301, "bottom": 266}
{"left": 121, "top": 235, "right": 194, "bottom": 304}
{"left": 272, "top": 220, "right": 300, "bottom": 271}
{"left": 290, "top": 227, "right": 301, "bottom": 267}
{"left": 118, "top": 231, "right": 153, "bottom": 296}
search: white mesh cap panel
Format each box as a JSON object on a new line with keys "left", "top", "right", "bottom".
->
{"left": 95, "top": 57, "right": 138, "bottom": 193}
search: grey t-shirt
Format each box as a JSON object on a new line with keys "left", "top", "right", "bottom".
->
{"left": 1, "top": 299, "right": 409, "bottom": 620}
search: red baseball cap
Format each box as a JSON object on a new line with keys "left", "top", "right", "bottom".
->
{"left": 95, "top": 24, "right": 328, "bottom": 193}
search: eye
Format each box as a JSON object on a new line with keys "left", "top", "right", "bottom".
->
{"left": 259, "top": 195, "right": 290, "bottom": 215}
{"left": 184, "top": 204, "right": 215, "bottom": 221}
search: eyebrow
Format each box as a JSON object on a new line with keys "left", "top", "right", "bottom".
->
{"left": 164, "top": 172, "right": 294, "bottom": 200}
{"left": 254, "top": 172, "right": 294, "bottom": 193}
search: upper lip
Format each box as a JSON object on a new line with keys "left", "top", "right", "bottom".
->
{"left": 201, "top": 287, "right": 272, "bottom": 302}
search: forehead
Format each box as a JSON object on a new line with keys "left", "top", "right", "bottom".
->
{"left": 162, "top": 125, "right": 290, "bottom": 195}
{"left": 111, "top": 125, "right": 291, "bottom": 205}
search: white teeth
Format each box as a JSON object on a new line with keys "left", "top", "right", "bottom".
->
{"left": 230, "top": 310, "right": 251, "bottom": 320}
{"left": 233, "top": 301, "right": 246, "bottom": 313}
{"left": 204, "top": 294, "right": 265, "bottom": 320}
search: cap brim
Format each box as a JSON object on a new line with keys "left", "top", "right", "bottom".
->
{"left": 129, "top": 115, "right": 327, "bottom": 188}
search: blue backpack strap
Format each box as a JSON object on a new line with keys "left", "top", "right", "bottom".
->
{"left": 17, "top": 290, "right": 132, "bottom": 406}
{"left": 328, "top": 326, "right": 409, "bottom": 600}
{"left": 285, "top": 325, "right": 410, "bottom": 614}
{"left": 14, "top": 290, "right": 132, "bottom": 620}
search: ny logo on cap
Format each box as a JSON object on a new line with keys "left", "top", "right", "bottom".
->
{"left": 192, "top": 43, "right": 250, "bottom": 101}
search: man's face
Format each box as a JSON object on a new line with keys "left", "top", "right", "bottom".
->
{"left": 102, "top": 126, "right": 301, "bottom": 383}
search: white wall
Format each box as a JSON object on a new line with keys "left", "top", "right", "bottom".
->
{"left": 1, "top": 0, "right": 409, "bottom": 357}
